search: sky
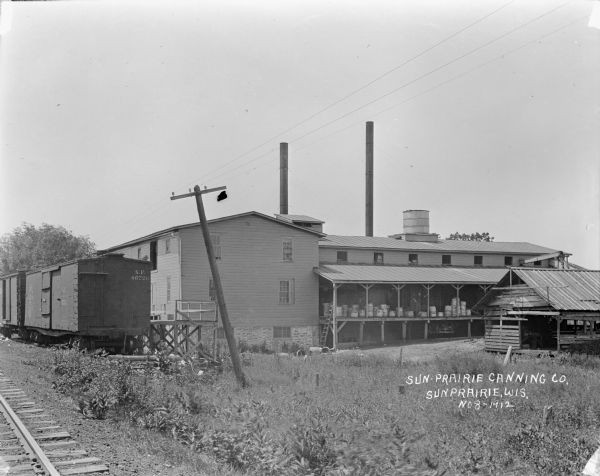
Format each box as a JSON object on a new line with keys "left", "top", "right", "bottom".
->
{"left": 1, "top": 0, "right": 599, "bottom": 268}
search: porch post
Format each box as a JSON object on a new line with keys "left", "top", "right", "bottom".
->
{"left": 556, "top": 316, "right": 561, "bottom": 352}
{"left": 359, "top": 321, "right": 364, "bottom": 346}
{"left": 332, "top": 283, "right": 338, "bottom": 350}
{"left": 381, "top": 321, "right": 385, "bottom": 344}
{"left": 424, "top": 320, "right": 429, "bottom": 340}
{"left": 402, "top": 321, "right": 407, "bottom": 341}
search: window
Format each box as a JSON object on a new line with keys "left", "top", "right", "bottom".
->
{"left": 273, "top": 326, "right": 291, "bottom": 339}
{"left": 442, "top": 255, "right": 452, "bottom": 266}
{"left": 283, "top": 238, "right": 293, "bottom": 262}
{"left": 166, "top": 276, "right": 171, "bottom": 302}
{"left": 209, "top": 279, "right": 216, "bottom": 301}
{"left": 211, "top": 234, "right": 221, "bottom": 259}
{"left": 137, "top": 247, "right": 142, "bottom": 260}
{"left": 504, "top": 256, "right": 513, "bottom": 266}
{"left": 374, "top": 252, "right": 384, "bottom": 265}
{"left": 165, "top": 238, "right": 171, "bottom": 254}
{"left": 534, "top": 260, "right": 542, "bottom": 267}
{"left": 150, "top": 241, "right": 157, "bottom": 270}
{"left": 473, "top": 255, "right": 483, "bottom": 266}
{"left": 337, "top": 251, "right": 348, "bottom": 264}
{"left": 279, "top": 279, "right": 295, "bottom": 304}
{"left": 409, "top": 254, "right": 419, "bottom": 265}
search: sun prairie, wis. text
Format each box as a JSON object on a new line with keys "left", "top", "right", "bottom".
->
{"left": 405, "top": 372, "right": 569, "bottom": 410}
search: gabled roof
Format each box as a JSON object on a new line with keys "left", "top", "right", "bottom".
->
{"left": 474, "top": 268, "right": 600, "bottom": 312}
{"left": 511, "top": 268, "right": 600, "bottom": 311}
{"left": 315, "top": 264, "right": 507, "bottom": 285}
{"left": 319, "top": 235, "right": 558, "bottom": 255}
{"left": 101, "top": 211, "right": 325, "bottom": 252}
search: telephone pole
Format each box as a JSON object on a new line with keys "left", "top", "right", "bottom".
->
{"left": 171, "top": 185, "right": 247, "bottom": 387}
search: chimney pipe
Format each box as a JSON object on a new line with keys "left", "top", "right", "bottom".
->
{"left": 365, "top": 121, "right": 374, "bottom": 236}
{"left": 280, "top": 142, "right": 288, "bottom": 215}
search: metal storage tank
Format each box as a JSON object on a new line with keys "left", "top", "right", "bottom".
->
{"left": 403, "top": 210, "right": 430, "bottom": 234}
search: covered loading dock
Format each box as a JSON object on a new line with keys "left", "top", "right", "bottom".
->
{"left": 315, "top": 265, "right": 507, "bottom": 347}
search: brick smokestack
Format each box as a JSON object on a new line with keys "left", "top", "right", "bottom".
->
{"left": 280, "top": 142, "right": 288, "bottom": 215}
{"left": 365, "top": 121, "right": 374, "bottom": 236}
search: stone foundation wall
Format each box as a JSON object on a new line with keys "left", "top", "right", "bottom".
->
{"left": 200, "top": 325, "right": 318, "bottom": 352}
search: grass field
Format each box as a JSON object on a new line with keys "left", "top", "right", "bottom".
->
{"left": 47, "top": 343, "right": 600, "bottom": 475}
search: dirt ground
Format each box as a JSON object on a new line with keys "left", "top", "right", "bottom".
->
{"left": 341, "top": 337, "right": 485, "bottom": 362}
{"left": 0, "top": 338, "right": 229, "bottom": 476}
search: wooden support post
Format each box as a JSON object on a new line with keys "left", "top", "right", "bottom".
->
{"left": 402, "top": 321, "right": 407, "bottom": 341}
{"left": 381, "top": 321, "right": 385, "bottom": 344}
{"left": 332, "top": 283, "right": 339, "bottom": 350}
{"left": 468, "top": 319, "right": 472, "bottom": 339}
{"left": 359, "top": 321, "right": 364, "bottom": 346}
{"left": 422, "top": 284, "right": 434, "bottom": 317}
{"left": 556, "top": 317, "right": 561, "bottom": 352}
{"left": 424, "top": 321, "right": 429, "bottom": 340}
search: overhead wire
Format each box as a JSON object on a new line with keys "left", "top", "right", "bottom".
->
{"left": 95, "top": 1, "right": 577, "bottom": 246}
{"left": 194, "top": 1, "right": 573, "bottom": 186}
{"left": 182, "top": 0, "right": 516, "bottom": 186}
{"left": 199, "top": 12, "right": 585, "bottom": 189}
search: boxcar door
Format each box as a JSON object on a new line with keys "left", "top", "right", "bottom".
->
{"left": 50, "top": 270, "right": 62, "bottom": 330}
{"left": 78, "top": 273, "right": 105, "bottom": 331}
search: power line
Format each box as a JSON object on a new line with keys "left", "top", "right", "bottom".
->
{"left": 201, "top": 12, "right": 584, "bottom": 188}
{"left": 95, "top": 2, "right": 577, "bottom": 246}
{"left": 183, "top": 0, "right": 516, "bottom": 187}
{"left": 287, "top": 1, "right": 570, "bottom": 146}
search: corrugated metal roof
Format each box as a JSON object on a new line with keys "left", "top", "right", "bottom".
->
{"left": 319, "top": 235, "right": 558, "bottom": 255}
{"left": 513, "top": 268, "right": 600, "bottom": 311}
{"left": 275, "top": 214, "right": 324, "bottom": 224}
{"left": 315, "top": 265, "right": 507, "bottom": 284}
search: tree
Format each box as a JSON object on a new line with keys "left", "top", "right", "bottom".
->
{"left": 446, "top": 232, "right": 495, "bottom": 242}
{"left": 0, "top": 223, "right": 96, "bottom": 274}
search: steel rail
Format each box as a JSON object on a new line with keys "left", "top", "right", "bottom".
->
{"left": 0, "top": 392, "right": 61, "bottom": 476}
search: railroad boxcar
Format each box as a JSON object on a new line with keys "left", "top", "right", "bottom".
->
{"left": 0, "top": 271, "right": 26, "bottom": 334}
{"left": 1, "top": 254, "right": 152, "bottom": 346}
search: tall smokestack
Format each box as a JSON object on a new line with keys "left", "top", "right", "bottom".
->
{"left": 280, "top": 142, "right": 288, "bottom": 215}
{"left": 365, "top": 121, "right": 374, "bottom": 236}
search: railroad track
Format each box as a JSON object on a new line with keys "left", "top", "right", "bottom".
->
{"left": 0, "top": 372, "right": 109, "bottom": 475}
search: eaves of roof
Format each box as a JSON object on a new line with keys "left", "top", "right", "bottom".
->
{"left": 100, "top": 211, "right": 325, "bottom": 252}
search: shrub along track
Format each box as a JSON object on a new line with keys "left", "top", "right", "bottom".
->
{"left": 0, "top": 371, "right": 109, "bottom": 475}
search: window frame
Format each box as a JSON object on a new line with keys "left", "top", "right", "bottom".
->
{"left": 474, "top": 255, "right": 483, "bottom": 266}
{"left": 408, "top": 253, "right": 419, "bottom": 265}
{"left": 373, "top": 252, "right": 384, "bottom": 265}
{"left": 442, "top": 254, "right": 452, "bottom": 266}
{"left": 279, "top": 279, "right": 295, "bottom": 305}
{"left": 504, "top": 256, "right": 513, "bottom": 266}
{"left": 336, "top": 250, "right": 348, "bottom": 264}
{"left": 282, "top": 238, "right": 293, "bottom": 262}
{"left": 273, "top": 326, "right": 292, "bottom": 339}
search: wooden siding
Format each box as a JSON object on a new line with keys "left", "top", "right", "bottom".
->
{"left": 485, "top": 323, "right": 521, "bottom": 351}
{"left": 180, "top": 215, "right": 319, "bottom": 328}
{"left": 24, "top": 272, "right": 49, "bottom": 329}
{"left": 109, "top": 236, "right": 180, "bottom": 319}
{"left": 320, "top": 248, "right": 550, "bottom": 268}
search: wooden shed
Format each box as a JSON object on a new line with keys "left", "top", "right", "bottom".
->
{"left": 475, "top": 268, "right": 600, "bottom": 352}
